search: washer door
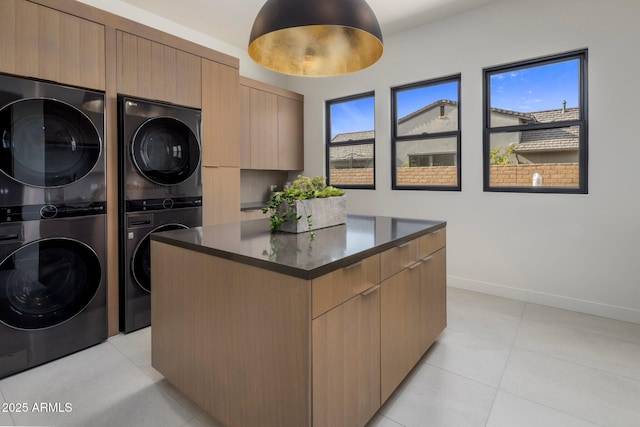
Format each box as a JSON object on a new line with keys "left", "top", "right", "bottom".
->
{"left": 131, "top": 223, "right": 188, "bottom": 293}
{"left": 131, "top": 117, "right": 200, "bottom": 186}
{"left": 0, "top": 98, "right": 102, "bottom": 187}
{"left": 0, "top": 238, "right": 102, "bottom": 330}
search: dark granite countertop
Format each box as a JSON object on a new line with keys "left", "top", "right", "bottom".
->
{"left": 151, "top": 215, "right": 446, "bottom": 280}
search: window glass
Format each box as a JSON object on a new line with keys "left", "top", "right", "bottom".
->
{"left": 484, "top": 50, "right": 587, "bottom": 193}
{"left": 392, "top": 76, "right": 461, "bottom": 190}
{"left": 326, "top": 93, "right": 375, "bottom": 188}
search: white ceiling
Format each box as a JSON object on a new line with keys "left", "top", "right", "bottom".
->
{"left": 120, "top": 0, "right": 498, "bottom": 49}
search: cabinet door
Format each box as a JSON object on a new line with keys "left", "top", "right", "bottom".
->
{"left": 420, "top": 248, "right": 447, "bottom": 351}
{"left": 277, "top": 96, "right": 304, "bottom": 170}
{"left": 202, "top": 167, "right": 240, "bottom": 225}
{"left": 250, "top": 88, "right": 278, "bottom": 169}
{"left": 313, "top": 285, "right": 380, "bottom": 427}
{"left": 117, "top": 31, "right": 201, "bottom": 107}
{"left": 0, "top": 0, "right": 105, "bottom": 90}
{"left": 239, "top": 85, "right": 252, "bottom": 169}
{"left": 202, "top": 59, "right": 239, "bottom": 167}
{"left": 380, "top": 265, "right": 422, "bottom": 403}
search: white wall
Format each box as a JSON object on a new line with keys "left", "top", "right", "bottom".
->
{"left": 74, "top": 0, "right": 287, "bottom": 85}
{"left": 287, "top": 0, "right": 640, "bottom": 323}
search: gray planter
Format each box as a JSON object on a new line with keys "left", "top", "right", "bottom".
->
{"left": 279, "top": 196, "right": 346, "bottom": 233}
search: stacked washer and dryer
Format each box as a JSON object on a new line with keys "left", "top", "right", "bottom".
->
{"left": 118, "top": 97, "right": 202, "bottom": 333}
{"left": 0, "top": 74, "right": 108, "bottom": 379}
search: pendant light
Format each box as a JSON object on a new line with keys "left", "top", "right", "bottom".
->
{"left": 248, "top": 0, "right": 383, "bottom": 77}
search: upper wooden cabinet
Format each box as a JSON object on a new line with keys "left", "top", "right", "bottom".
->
{"left": 202, "top": 59, "right": 240, "bottom": 167}
{"left": 0, "top": 0, "right": 105, "bottom": 90}
{"left": 239, "top": 77, "right": 304, "bottom": 171}
{"left": 277, "top": 95, "right": 304, "bottom": 170}
{"left": 116, "top": 31, "right": 201, "bottom": 108}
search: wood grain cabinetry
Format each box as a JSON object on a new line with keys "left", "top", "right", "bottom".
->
{"left": 380, "top": 229, "right": 447, "bottom": 403}
{"left": 312, "top": 285, "right": 381, "bottom": 427}
{"left": 380, "top": 265, "right": 422, "bottom": 402}
{"left": 277, "top": 95, "right": 304, "bottom": 170}
{"left": 0, "top": 0, "right": 105, "bottom": 90}
{"left": 202, "top": 166, "right": 240, "bottom": 226}
{"left": 116, "top": 31, "right": 201, "bottom": 108}
{"left": 249, "top": 87, "right": 278, "bottom": 169}
{"left": 152, "top": 224, "right": 446, "bottom": 426}
{"left": 239, "top": 77, "right": 304, "bottom": 171}
{"left": 201, "top": 59, "right": 239, "bottom": 167}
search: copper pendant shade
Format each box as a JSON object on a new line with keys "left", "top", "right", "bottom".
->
{"left": 248, "top": 0, "right": 383, "bottom": 77}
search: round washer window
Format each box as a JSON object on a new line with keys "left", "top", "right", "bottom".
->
{"left": 0, "top": 98, "right": 102, "bottom": 187}
{"left": 131, "top": 223, "right": 188, "bottom": 293}
{"left": 0, "top": 238, "right": 102, "bottom": 330}
{"left": 131, "top": 117, "right": 200, "bottom": 186}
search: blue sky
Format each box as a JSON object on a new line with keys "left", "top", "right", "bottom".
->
{"left": 330, "top": 59, "right": 579, "bottom": 138}
{"left": 490, "top": 59, "right": 580, "bottom": 112}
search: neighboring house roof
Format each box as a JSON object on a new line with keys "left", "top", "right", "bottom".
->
{"left": 331, "top": 130, "right": 375, "bottom": 143}
{"left": 398, "top": 99, "right": 458, "bottom": 123}
{"left": 330, "top": 144, "right": 374, "bottom": 161}
{"left": 330, "top": 131, "right": 375, "bottom": 161}
{"left": 515, "top": 107, "right": 580, "bottom": 152}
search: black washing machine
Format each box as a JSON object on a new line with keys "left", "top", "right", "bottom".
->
{"left": 118, "top": 96, "right": 202, "bottom": 205}
{"left": 121, "top": 207, "right": 201, "bottom": 333}
{"left": 0, "top": 73, "right": 107, "bottom": 378}
{"left": 0, "top": 73, "right": 105, "bottom": 207}
{"left": 0, "top": 202, "right": 107, "bottom": 379}
{"left": 118, "top": 96, "right": 202, "bottom": 333}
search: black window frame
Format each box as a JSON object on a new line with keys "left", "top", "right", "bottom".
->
{"left": 325, "top": 91, "right": 376, "bottom": 190}
{"left": 391, "top": 74, "right": 462, "bottom": 191}
{"left": 483, "top": 49, "right": 588, "bottom": 194}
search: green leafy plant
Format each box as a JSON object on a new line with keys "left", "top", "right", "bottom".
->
{"left": 490, "top": 145, "right": 516, "bottom": 165}
{"left": 262, "top": 175, "right": 345, "bottom": 238}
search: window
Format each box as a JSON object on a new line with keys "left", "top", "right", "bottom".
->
{"left": 391, "top": 75, "right": 461, "bottom": 190}
{"left": 326, "top": 92, "right": 375, "bottom": 189}
{"left": 483, "top": 50, "right": 588, "bottom": 193}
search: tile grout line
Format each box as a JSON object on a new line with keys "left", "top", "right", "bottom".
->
{"left": 481, "top": 300, "right": 526, "bottom": 427}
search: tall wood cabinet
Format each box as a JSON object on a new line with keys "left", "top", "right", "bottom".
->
{"left": 116, "top": 31, "right": 201, "bottom": 108}
{"left": 0, "top": 0, "right": 105, "bottom": 90}
{"left": 239, "top": 76, "right": 304, "bottom": 171}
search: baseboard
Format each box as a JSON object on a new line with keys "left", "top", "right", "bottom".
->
{"left": 448, "top": 275, "right": 640, "bottom": 325}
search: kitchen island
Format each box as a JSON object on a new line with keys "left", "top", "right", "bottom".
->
{"left": 150, "top": 215, "right": 446, "bottom": 427}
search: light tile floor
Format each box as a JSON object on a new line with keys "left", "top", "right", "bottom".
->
{"left": 1, "top": 287, "right": 639, "bottom": 427}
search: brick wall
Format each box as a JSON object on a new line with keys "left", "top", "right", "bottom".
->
{"left": 397, "top": 166, "right": 458, "bottom": 186}
{"left": 490, "top": 163, "right": 579, "bottom": 187}
{"left": 330, "top": 163, "right": 579, "bottom": 187}
{"left": 330, "top": 168, "right": 374, "bottom": 186}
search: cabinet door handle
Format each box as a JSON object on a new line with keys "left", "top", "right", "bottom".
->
{"left": 409, "top": 261, "right": 421, "bottom": 270}
{"left": 422, "top": 255, "right": 434, "bottom": 263}
{"left": 345, "top": 260, "right": 362, "bottom": 270}
{"left": 361, "top": 284, "right": 380, "bottom": 297}
{"left": 398, "top": 241, "right": 411, "bottom": 248}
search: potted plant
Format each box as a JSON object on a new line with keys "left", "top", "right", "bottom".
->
{"left": 262, "top": 175, "right": 345, "bottom": 237}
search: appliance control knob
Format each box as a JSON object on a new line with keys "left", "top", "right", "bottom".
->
{"left": 40, "top": 204, "right": 58, "bottom": 219}
{"left": 162, "top": 198, "right": 174, "bottom": 209}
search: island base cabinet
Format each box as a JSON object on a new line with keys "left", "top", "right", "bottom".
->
{"left": 380, "top": 240, "right": 447, "bottom": 404}
{"left": 380, "top": 266, "right": 422, "bottom": 403}
{"left": 312, "top": 286, "right": 381, "bottom": 427}
{"left": 420, "top": 248, "right": 447, "bottom": 350}
{"left": 151, "top": 242, "right": 310, "bottom": 427}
